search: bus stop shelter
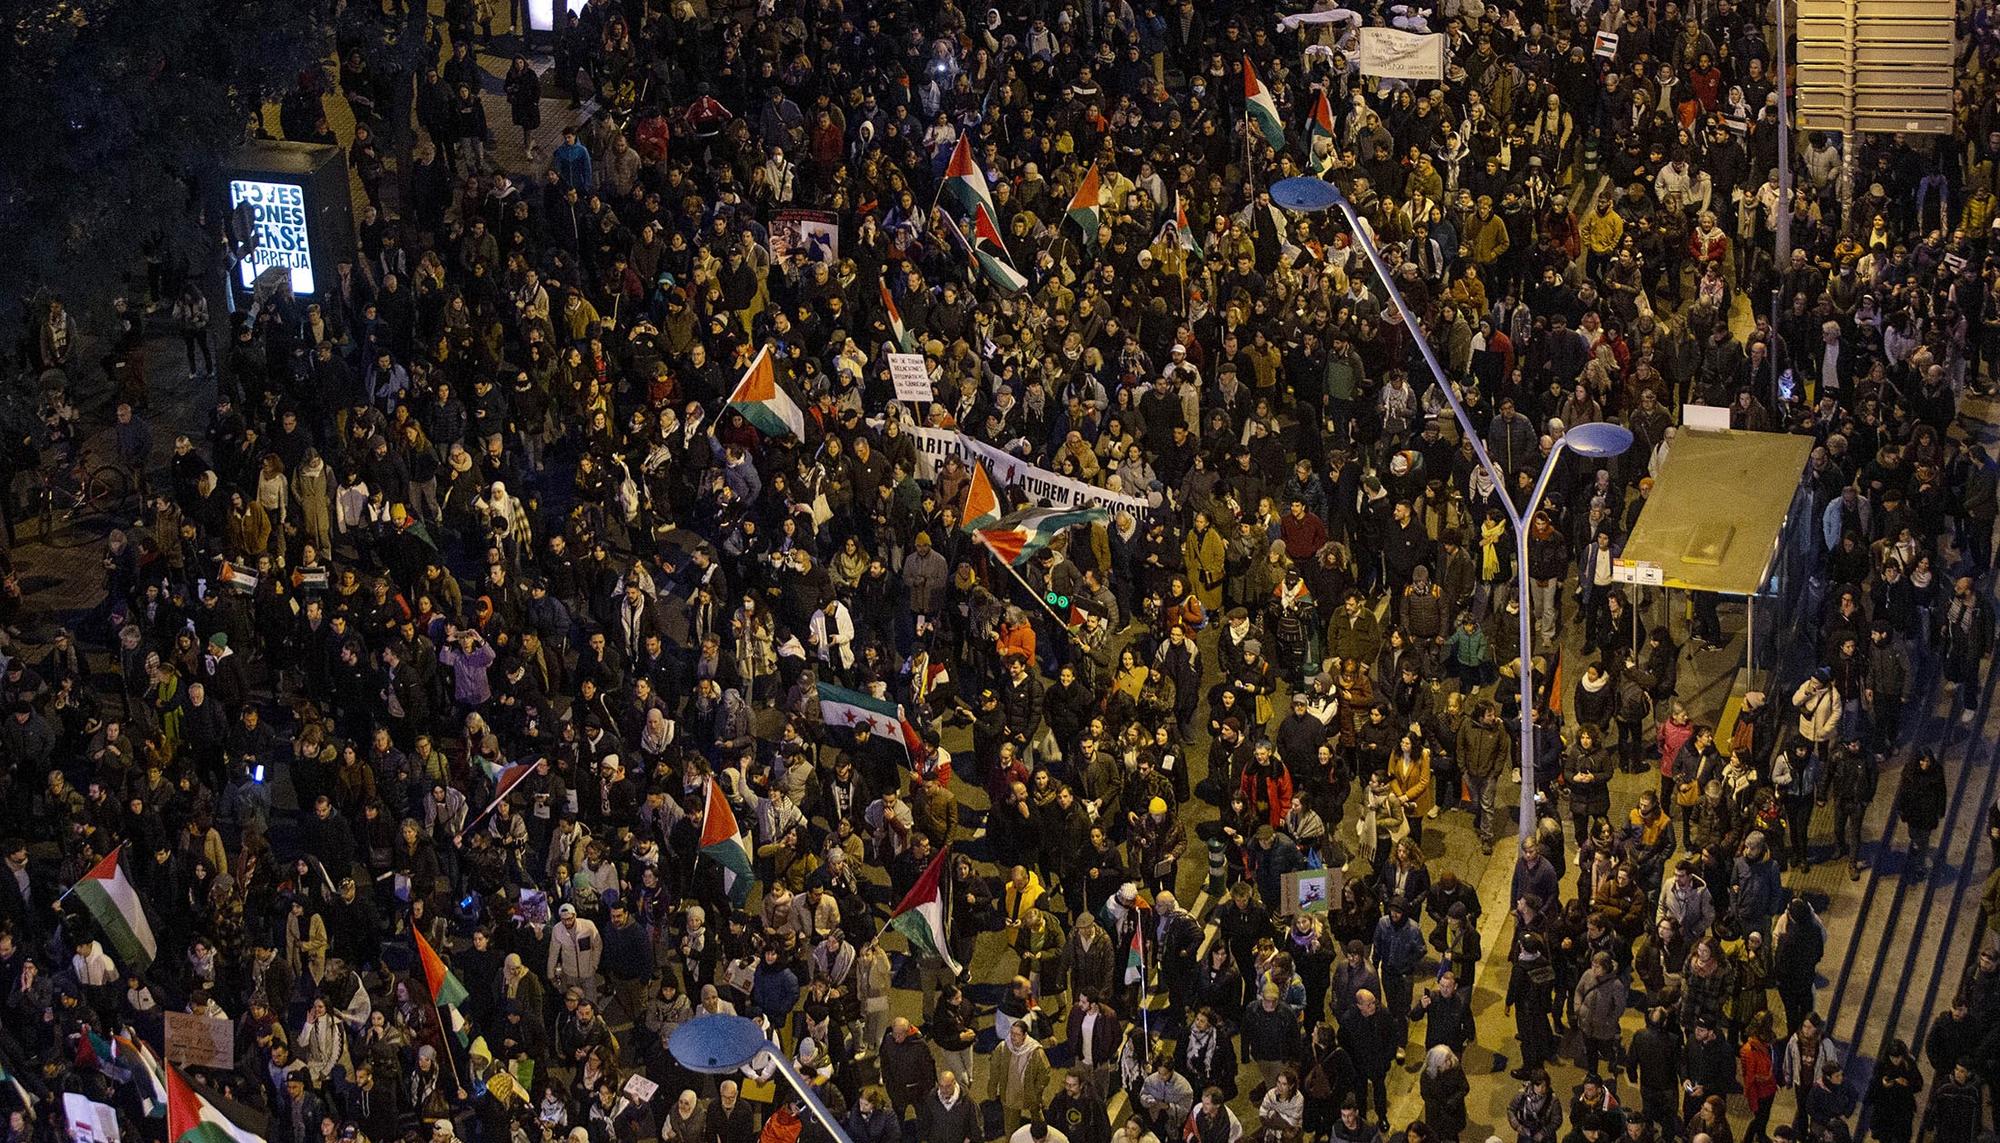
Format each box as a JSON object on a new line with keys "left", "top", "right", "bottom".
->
{"left": 1616, "top": 428, "right": 1816, "bottom": 675}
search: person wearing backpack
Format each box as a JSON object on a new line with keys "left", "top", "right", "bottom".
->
{"left": 1614, "top": 659, "right": 1655, "bottom": 774}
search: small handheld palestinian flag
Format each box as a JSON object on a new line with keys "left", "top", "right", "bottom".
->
{"left": 879, "top": 279, "right": 914, "bottom": 352}
{"left": 958, "top": 460, "right": 1001, "bottom": 531}
{"left": 1244, "top": 55, "right": 1287, "bottom": 149}
{"left": 726, "top": 345, "right": 806, "bottom": 439}
{"left": 698, "top": 778, "right": 755, "bottom": 907}
{"left": 1066, "top": 162, "right": 1103, "bottom": 249}
{"left": 69, "top": 846, "right": 156, "bottom": 971}
{"left": 1309, "top": 90, "right": 1338, "bottom": 172}
{"left": 887, "top": 846, "right": 962, "bottom": 974}
{"left": 1157, "top": 194, "right": 1204, "bottom": 262}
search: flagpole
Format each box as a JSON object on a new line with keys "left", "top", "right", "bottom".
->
{"left": 454, "top": 766, "right": 535, "bottom": 846}
{"left": 56, "top": 843, "right": 121, "bottom": 907}
{"left": 977, "top": 539, "right": 1088, "bottom": 649}
{"left": 418, "top": 913, "right": 469, "bottom": 1098}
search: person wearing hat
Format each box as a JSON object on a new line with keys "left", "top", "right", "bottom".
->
{"left": 1129, "top": 795, "right": 1185, "bottom": 895}
{"left": 549, "top": 901, "right": 603, "bottom": 1002}
{"left": 200, "top": 630, "right": 247, "bottom": 710}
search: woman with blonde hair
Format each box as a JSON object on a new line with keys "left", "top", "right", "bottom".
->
{"left": 1420, "top": 1045, "right": 1470, "bottom": 1142}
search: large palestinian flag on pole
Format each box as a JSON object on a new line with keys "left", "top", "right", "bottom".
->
{"left": 880, "top": 279, "right": 914, "bottom": 352}
{"left": 970, "top": 205, "right": 1028, "bottom": 294}
{"left": 1244, "top": 56, "right": 1286, "bottom": 148}
{"left": 888, "top": 846, "right": 962, "bottom": 974}
{"left": 726, "top": 345, "right": 806, "bottom": 439}
{"left": 415, "top": 927, "right": 470, "bottom": 1009}
{"left": 71, "top": 847, "right": 155, "bottom": 970}
{"left": 167, "top": 1067, "right": 261, "bottom": 1143}
{"left": 941, "top": 137, "right": 998, "bottom": 222}
{"left": 958, "top": 460, "right": 1001, "bottom": 531}
{"left": 974, "top": 506, "right": 1110, "bottom": 567}
{"left": 699, "top": 778, "right": 755, "bottom": 907}
{"left": 1066, "top": 162, "right": 1103, "bottom": 249}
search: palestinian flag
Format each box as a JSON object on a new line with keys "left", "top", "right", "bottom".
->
{"left": 1157, "top": 194, "right": 1204, "bottom": 262}
{"left": 114, "top": 1032, "right": 168, "bottom": 1117}
{"left": 1066, "top": 162, "right": 1103, "bottom": 249}
{"left": 940, "top": 137, "right": 997, "bottom": 223}
{"left": 1124, "top": 916, "right": 1146, "bottom": 984}
{"left": 726, "top": 345, "right": 806, "bottom": 439}
{"left": 215, "top": 561, "right": 258, "bottom": 592}
{"left": 1309, "top": 90, "right": 1337, "bottom": 171}
{"left": 887, "top": 847, "right": 962, "bottom": 974}
{"left": 970, "top": 206, "right": 1028, "bottom": 295}
{"left": 71, "top": 847, "right": 155, "bottom": 971}
{"left": 167, "top": 1067, "right": 261, "bottom": 1143}
{"left": 699, "top": 778, "right": 755, "bottom": 907}
{"left": 414, "top": 927, "right": 470, "bottom": 1010}
{"left": 974, "top": 505, "right": 1110, "bottom": 567}
{"left": 958, "top": 461, "right": 1002, "bottom": 531}
{"left": 879, "top": 279, "right": 914, "bottom": 352}
{"left": 1244, "top": 56, "right": 1286, "bottom": 148}
{"left": 76, "top": 1031, "right": 130, "bottom": 1084}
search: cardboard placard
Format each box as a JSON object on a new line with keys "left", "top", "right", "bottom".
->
{"left": 887, "top": 352, "right": 933, "bottom": 403}
{"left": 623, "top": 1073, "right": 660, "bottom": 1105}
{"left": 1593, "top": 31, "right": 1619, "bottom": 58}
{"left": 165, "top": 1011, "right": 236, "bottom": 1070}
{"left": 1281, "top": 869, "right": 1340, "bottom": 915}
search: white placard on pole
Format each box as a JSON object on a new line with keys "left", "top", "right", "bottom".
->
{"left": 887, "top": 353, "right": 933, "bottom": 403}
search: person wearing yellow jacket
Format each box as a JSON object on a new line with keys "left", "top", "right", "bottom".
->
{"left": 1580, "top": 194, "right": 1625, "bottom": 277}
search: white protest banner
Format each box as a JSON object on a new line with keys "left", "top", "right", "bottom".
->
{"left": 1593, "top": 30, "right": 1619, "bottom": 59}
{"left": 909, "top": 427, "right": 1151, "bottom": 512}
{"left": 64, "top": 1094, "right": 120, "bottom": 1143}
{"left": 887, "top": 353, "right": 934, "bottom": 403}
{"left": 1356, "top": 28, "right": 1446, "bottom": 80}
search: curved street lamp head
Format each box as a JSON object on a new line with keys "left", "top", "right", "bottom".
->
{"left": 1269, "top": 175, "right": 1347, "bottom": 214}
{"left": 1562, "top": 422, "right": 1636, "bottom": 459}
{"left": 670, "top": 1015, "right": 772, "bottom": 1074}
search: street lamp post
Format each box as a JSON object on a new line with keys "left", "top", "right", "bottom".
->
{"left": 1271, "top": 176, "right": 1634, "bottom": 848}
{"left": 670, "top": 1015, "right": 855, "bottom": 1143}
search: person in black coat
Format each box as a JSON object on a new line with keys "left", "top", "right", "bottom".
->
{"left": 1866, "top": 1039, "right": 1923, "bottom": 1143}
{"left": 1895, "top": 749, "right": 1949, "bottom": 878}
{"left": 706, "top": 1082, "right": 759, "bottom": 1143}
{"left": 1681, "top": 1015, "right": 1736, "bottom": 1122}
{"left": 1413, "top": 970, "right": 1477, "bottom": 1055}
{"left": 1338, "top": 989, "right": 1399, "bottom": 1126}
{"left": 1046, "top": 1071, "right": 1111, "bottom": 1143}
{"left": 915, "top": 1072, "right": 979, "bottom": 1143}
{"left": 1175, "top": 1007, "right": 1239, "bottom": 1101}
{"left": 878, "top": 1018, "right": 938, "bottom": 1121}
{"left": 1626, "top": 1007, "right": 1683, "bottom": 1137}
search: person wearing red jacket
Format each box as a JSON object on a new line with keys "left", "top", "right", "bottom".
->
{"left": 1237, "top": 741, "right": 1295, "bottom": 830}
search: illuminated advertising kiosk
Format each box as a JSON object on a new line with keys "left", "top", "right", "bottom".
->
{"left": 220, "top": 140, "right": 354, "bottom": 301}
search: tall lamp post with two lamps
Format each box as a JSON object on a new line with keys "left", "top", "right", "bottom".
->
{"left": 670, "top": 1015, "right": 856, "bottom": 1143}
{"left": 1270, "top": 175, "right": 1634, "bottom": 847}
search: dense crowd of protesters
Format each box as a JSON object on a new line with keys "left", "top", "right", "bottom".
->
{"left": 6, "top": 1, "right": 2000, "bottom": 1143}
